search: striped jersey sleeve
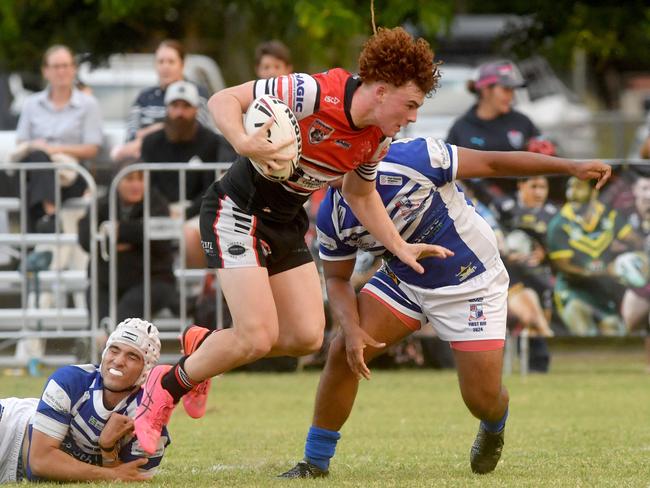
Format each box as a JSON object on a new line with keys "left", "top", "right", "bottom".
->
{"left": 253, "top": 73, "right": 320, "bottom": 120}
{"left": 354, "top": 137, "right": 390, "bottom": 181}
{"left": 383, "top": 137, "right": 458, "bottom": 186}
{"left": 316, "top": 189, "right": 357, "bottom": 261}
{"left": 32, "top": 366, "right": 84, "bottom": 441}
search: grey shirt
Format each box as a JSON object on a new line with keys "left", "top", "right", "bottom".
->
{"left": 16, "top": 87, "right": 103, "bottom": 147}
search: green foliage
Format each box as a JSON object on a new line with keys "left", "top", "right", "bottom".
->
{"left": 465, "top": 0, "right": 650, "bottom": 71}
{"left": 0, "top": 0, "right": 454, "bottom": 84}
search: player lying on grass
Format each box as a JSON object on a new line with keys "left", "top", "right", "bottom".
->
{"left": 0, "top": 318, "right": 169, "bottom": 483}
{"left": 274, "top": 137, "right": 611, "bottom": 477}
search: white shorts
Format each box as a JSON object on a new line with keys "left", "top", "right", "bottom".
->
{"left": 394, "top": 260, "right": 509, "bottom": 348}
{"left": 0, "top": 398, "right": 37, "bottom": 483}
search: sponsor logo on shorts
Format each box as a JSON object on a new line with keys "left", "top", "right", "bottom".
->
{"left": 260, "top": 239, "right": 272, "bottom": 257}
{"left": 227, "top": 243, "right": 246, "bottom": 256}
{"left": 385, "top": 266, "right": 401, "bottom": 285}
{"left": 468, "top": 297, "right": 487, "bottom": 332}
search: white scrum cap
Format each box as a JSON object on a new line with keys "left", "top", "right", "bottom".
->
{"left": 102, "top": 318, "right": 161, "bottom": 386}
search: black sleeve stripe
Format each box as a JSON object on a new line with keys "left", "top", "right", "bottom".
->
{"left": 313, "top": 78, "right": 321, "bottom": 113}
{"left": 355, "top": 168, "right": 377, "bottom": 181}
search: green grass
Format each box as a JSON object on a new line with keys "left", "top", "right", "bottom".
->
{"left": 2, "top": 350, "right": 649, "bottom": 487}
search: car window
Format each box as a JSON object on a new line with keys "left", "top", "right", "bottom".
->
{"left": 89, "top": 85, "right": 147, "bottom": 121}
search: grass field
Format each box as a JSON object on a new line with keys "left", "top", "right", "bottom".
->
{"left": 2, "top": 350, "right": 649, "bottom": 487}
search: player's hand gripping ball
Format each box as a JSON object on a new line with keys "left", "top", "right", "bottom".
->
{"left": 613, "top": 251, "right": 650, "bottom": 288}
{"left": 244, "top": 95, "right": 302, "bottom": 181}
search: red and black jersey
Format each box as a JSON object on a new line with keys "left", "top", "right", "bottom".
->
{"left": 221, "top": 68, "right": 390, "bottom": 221}
{"left": 218, "top": 69, "right": 390, "bottom": 222}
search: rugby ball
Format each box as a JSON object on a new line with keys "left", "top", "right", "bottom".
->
{"left": 505, "top": 229, "right": 534, "bottom": 255}
{"left": 243, "top": 95, "right": 302, "bottom": 181}
{"left": 613, "top": 251, "right": 650, "bottom": 288}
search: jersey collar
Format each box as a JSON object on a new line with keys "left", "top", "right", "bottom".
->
{"left": 344, "top": 75, "right": 363, "bottom": 131}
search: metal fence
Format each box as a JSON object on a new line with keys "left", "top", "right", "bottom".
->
{"left": 107, "top": 162, "right": 231, "bottom": 345}
{"left": 0, "top": 162, "right": 99, "bottom": 363}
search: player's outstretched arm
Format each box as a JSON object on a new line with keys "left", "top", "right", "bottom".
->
{"left": 456, "top": 148, "right": 612, "bottom": 189}
{"left": 342, "top": 172, "right": 453, "bottom": 274}
{"left": 323, "top": 260, "right": 385, "bottom": 380}
{"left": 28, "top": 430, "right": 150, "bottom": 482}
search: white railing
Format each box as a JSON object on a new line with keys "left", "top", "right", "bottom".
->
{"left": 0, "top": 162, "right": 99, "bottom": 362}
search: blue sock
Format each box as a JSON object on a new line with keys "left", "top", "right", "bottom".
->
{"left": 481, "top": 406, "right": 508, "bottom": 433}
{"left": 304, "top": 425, "right": 341, "bottom": 471}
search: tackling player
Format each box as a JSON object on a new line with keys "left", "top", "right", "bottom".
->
{"left": 274, "top": 137, "right": 611, "bottom": 476}
{"left": 0, "top": 318, "right": 168, "bottom": 483}
{"left": 134, "top": 27, "right": 454, "bottom": 455}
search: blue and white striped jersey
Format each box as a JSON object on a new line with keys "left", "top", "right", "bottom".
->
{"left": 316, "top": 137, "right": 501, "bottom": 288}
{"left": 27, "top": 364, "right": 169, "bottom": 480}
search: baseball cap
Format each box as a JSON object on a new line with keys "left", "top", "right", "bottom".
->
{"left": 474, "top": 60, "right": 526, "bottom": 90}
{"left": 164, "top": 80, "right": 200, "bottom": 107}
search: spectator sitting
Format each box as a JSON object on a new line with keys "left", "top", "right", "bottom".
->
{"left": 13, "top": 44, "right": 103, "bottom": 232}
{"left": 140, "top": 80, "right": 236, "bottom": 268}
{"left": 78, "top": 163, "right": 179, "bottom": 324}
{"left": 547, "top": 177, "right": 633, "bottom": 335}
{"left": 111, "top": 39, "right": 214, "bottom": 163}
{"left": 0, "top": 318, "right": 169, "bottom": 483}
{"left": 254, "top": 40, "right": 293, "bottom": 78}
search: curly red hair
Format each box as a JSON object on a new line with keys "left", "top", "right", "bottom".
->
{"left": 358, "top": 27, "right": 440, "bottom": 95}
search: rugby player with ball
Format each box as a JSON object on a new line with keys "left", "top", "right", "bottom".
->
{"left": 134, "top": 27, "right": 454, "bottom": 456}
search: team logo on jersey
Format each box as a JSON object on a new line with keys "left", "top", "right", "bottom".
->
{"left": 309, "top": 119, "right": 334, "bottom": 144}
{"left": 468, "top": 297, "right": 487, "bottom": 331}
{"left": 456, "top": 262, "right": 478, "bottom": 282}
{"left": 395, "top": 196, "right": 423, "bottom": 223}
{"left": 507, "top": 130, "right": 524, "bottom": 149}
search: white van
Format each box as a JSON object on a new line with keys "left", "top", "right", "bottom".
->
{"left": 0, "top": 54, "right": 226, "bottom": 164}
{"left": 78, "top": 53, "right": 226, "bottom": 157}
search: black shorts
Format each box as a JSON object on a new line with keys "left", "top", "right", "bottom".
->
{"left": 200, "top": 181, "right": 313, "bottom": 276}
